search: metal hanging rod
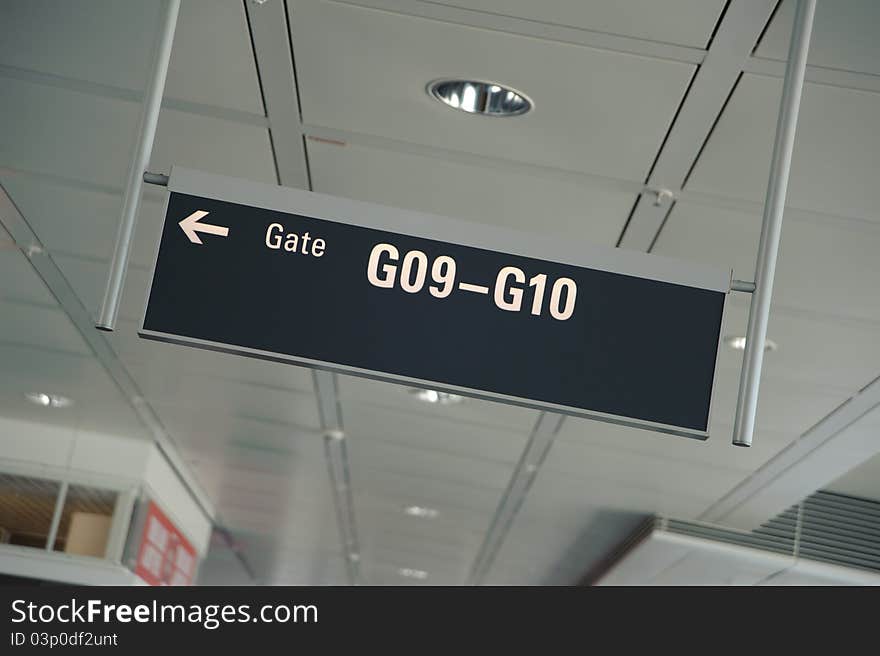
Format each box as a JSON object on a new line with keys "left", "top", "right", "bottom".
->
{"left": 96, "top": 0, "right": 180, "bottom": 331}
{"left": 732, "top": 0, "right": 816, "bottom": 448}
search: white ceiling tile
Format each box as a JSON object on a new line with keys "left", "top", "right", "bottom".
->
{"left": 0, "top": 79, "right": 274, "bottom": 189}
{"left": 342, "top": 397, "right": 529, "bottom": 465}
{"left": 542, "top": 439, "right": 748, "bottom": 515}
{"left": 686, "top": 74, "right": 880, "bottom": 224}
{"left": 524, "top": 462, "right": 711, "bottom": 520}
{"left": 338, "top": 373, "right": 537, "bottom": 434}
{"left": 711, "top": 361, "right": 851, "bottom": 440}
{"left": 51, "top": 253, "right": 150, "bottom": 323}
{"left": 114, "top": 326, "right": 316, "bottom": 393}
{"left": 151, "top": 109, "right": 276, "bottom": 183}
{"left": 717, "top": 294, "right": 880, "bottom": 395}
{"left": 0, "top": 344, "right": 147, "bottom": 439}
{"left": 348, "top": 435, "right": 514, "bottom": 490}
{"left": 0, "top": 0, "right": 264, "bottom": 114}
{"left": 0, "top": 249, "right": 56, "bottom": 305}
{"left": 0, "top": 392, "right": 147, "bottom": 442}
{"left": 423, "top": 0, "right": 725, "bottom": 48}
{"left": 0, "top": 300, "right": 89, "bottom": 355}
{"left": 143, "top": 379, "right": 321, "bottom": 434}
{"left": 826, "top": 451, "right": 880, "bottom": 503}
{"left": 351, "top": 461, "right": 504, "bottom": 516}
{"left": 0, "top": 79, "right": 137, "bottom": 188}
{"left": 291, "top": 0, "right": 694, "bottom": 181}
{"left": 307, "top": 139, "right": 633, "bottom": 246}
{"left": 0, "top": 176, "right": 164, "bottom": 269}
{"left": 654, "top": 200, "right": 880, "bottom": 324}
{"left": 558, "top": 415, "right": 794, "bottom": 478}
{"left": 485, "top": 508, "right": 645, "bottom": 584}
{"left": 756, "top": 0, "right": 880, "bottom": 77}
{"left": 0, "top": 343, "right": 117, "bottom": 401}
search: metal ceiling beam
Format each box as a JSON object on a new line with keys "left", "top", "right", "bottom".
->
{"left": 245, "top": 0, "right": 310, "bottom": 189}
{"left": 314, "top": 371, "right": 362, "bottom": 584}
{"left": 468, "top": 412, "right": 565, "bottom": 584}
{"left": 245, "top": 0, "right": 359, "bottom": 584}
{"left": 617, "top": 0, "right": 779, "bottom": 251}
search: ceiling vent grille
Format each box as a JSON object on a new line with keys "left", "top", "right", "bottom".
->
{"left": 664, "top": 490, "right": 880, "bottom": 574}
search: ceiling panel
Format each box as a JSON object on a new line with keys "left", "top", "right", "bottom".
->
{"left": 50, "top": 254, "right": 150, "bottom": 323}
{"left": 339, "top": 374, "right": 537, "bottom": 436}
{"left": 421, "top": 0, "right": 725, "bottom": 48}
{"left": 0, "top": 0, "right": 264, "bottom": 114}
{"left": 523, "top": 461, "right": 711, "bottom": 522}
{"left": 351, "top": 459, "right": 504, "bottom": 518}
{"left": 342, "top": 407, "right": 528, "bottom": 476}
{"left": 111, "top": 328, "right": 316, "bottom": 394}
{"left": 558, "top": 416, "right": 794, "bottom": 480}
{"left": 755, "top": 0, "right": 880, "bottom": 76}
{"left": 0, "top": 392, "right": 147, "bottom": 443}
{"left": 0, "top": 343, "right": 147, "bottom": 439}
{"left": 0, "top": 300, "right": 90, "bottom": 355}
{"left": 0, "top": 80, "right": 275, "bottom": 188}
{"left": 654, "top": 201, "right": 880, "bottom": 324}
{"left": 485, "top": 509, "right": 646, "bottom": 585}
{"left": 307, "top": 139, "right": 634, "bottom": 246}
{"left": 686, "top": 74, "right": 880, "bottom": 224}
{"left": 0, "top": 249, "right": 56, "bottom": 305}
{"left": 0, "top": 79, "right": 137, "bottom": 187}
{"left": 710, "top": 360, "right": 851, "bottom": 440}
{"left": 348, "top": 435, "right": 514, "bottom": 492}
{"left": 542, "top": 438, "right": 749, "bottom": 517}
{"left": 151, "top": 109, "right": 276, "bottom": 183}
{"left": 826, "top": 449, "right": 880, "bottom": 504}
{"left": 717, "top": 294, "right": 880, "bottom": 396}
{"left": 0, "top": 176, "right": 165, "bottom": 269}
{"left": 291, "top": 0, "right": 695, "bottom": 181}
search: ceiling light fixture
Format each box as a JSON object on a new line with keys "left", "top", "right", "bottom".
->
{"left": 428, "top": 79, "right": 532, "bottom": 117}
{"left": 403, "top": 505, "right": 439, "bottom": 519}
{"left": 25, "top": 392, "right": 73, "bottom": 408}
{"left": 408, "top": 388, "right": 464, "bottom": 405}
{"left": 398, "top": 567, "right": 428, "bottom": 580}
{"left": 724, "top": 336, "right": 778, "bottom": 352}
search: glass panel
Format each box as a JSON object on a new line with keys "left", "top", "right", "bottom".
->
{"left": 52, "top": 484, "right": 119, "bottom": 558}
{"left": 0, "top": 472, "right": 61, "bottom": 549}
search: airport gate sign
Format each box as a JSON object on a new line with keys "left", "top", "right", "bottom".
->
{"left": 140, "top": 167, "right": 730, "bottom": 438}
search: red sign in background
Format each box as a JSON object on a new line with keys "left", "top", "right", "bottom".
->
{"left": 134, "top": 501, "right": 198, "bottom": 586}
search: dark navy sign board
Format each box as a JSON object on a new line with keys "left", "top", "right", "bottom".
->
{"left": 141, "top": 168, "right": 728, "bottom": 439}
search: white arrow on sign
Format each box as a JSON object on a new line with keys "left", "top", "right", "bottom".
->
{"left": 179, "top": 210, "right": 229, "bottom": 245}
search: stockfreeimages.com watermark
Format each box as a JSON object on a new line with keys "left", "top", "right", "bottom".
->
{"left": 11, "top": 598, "right": 318, "bottom": 631}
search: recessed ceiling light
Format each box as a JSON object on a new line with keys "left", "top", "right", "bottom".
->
{"left": 403, "top": 505, "right": 439, "bottom": 519}
{"left": 428, "top": 79, "right": 532, "bottom": 117}
{"left": 25, "top": 392, "right": 73, "bottom": 408}
{"left": 398, "top": 567, "right": 428, "bottom": 580}
{"left": 724, "top": 336, "right": 778, "bottom": 352}
{"left": 408, "top": 388, "right": 464, "bottom": 405}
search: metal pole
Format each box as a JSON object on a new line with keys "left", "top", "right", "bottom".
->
{"left": 732, "top": 0, "right": 816, "bottom": 447}
{"left": 96, "top": 0, "right": 180, "bottom": 331}
{"left": 45, "top": 481, "right": 69, "bottom": 551}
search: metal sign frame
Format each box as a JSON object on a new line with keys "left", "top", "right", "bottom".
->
{"left": 139, "top": 167, "right": 731, "bottom": 440}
